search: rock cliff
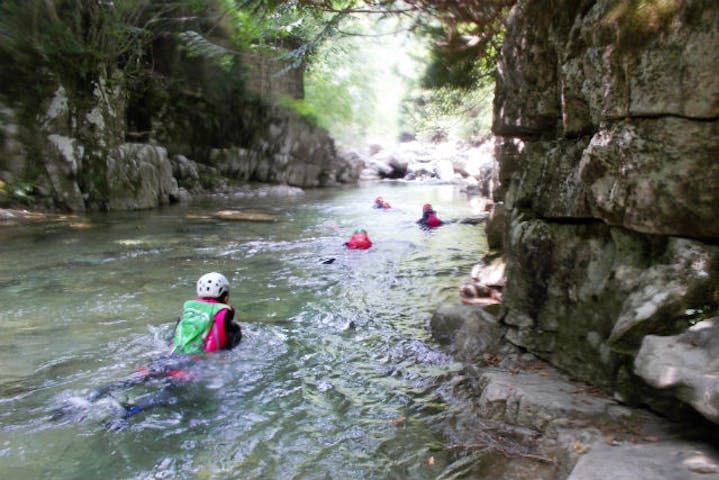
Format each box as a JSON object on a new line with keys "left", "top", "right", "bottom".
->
{"left": 490, "top": 0, "right": 719, "bottom": 422}
{"left": 0, "top": 39, "right": 361, "bottom": 212}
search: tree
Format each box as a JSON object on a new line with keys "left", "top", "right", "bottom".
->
{"left": 261, "top": 0, "right": 516, "bottom": 142}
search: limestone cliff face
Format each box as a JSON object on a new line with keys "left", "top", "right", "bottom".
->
{"left": 0, "top": 41, "right": 359, "bottom": 211}
{"left": 491, "top": 0, "right": 719, "bottom": 419}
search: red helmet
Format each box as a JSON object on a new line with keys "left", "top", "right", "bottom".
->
{"left": 423, "top": 203, "right": 433, "bottom": 212}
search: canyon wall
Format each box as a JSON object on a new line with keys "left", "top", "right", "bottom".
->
{"left": 0, "top": 37, "right": 360, "bottom": 212}
{"left": 491, "top": 0, "right": 719, "bottom": 420}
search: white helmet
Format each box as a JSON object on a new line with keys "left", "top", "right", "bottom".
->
{"left": 196, "top": 272, "right": 230, "bottom": 298}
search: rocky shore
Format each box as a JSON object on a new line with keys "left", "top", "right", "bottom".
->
{"left": 431, "top": 302, "right": 719, "bottom": 479}
{"left": 443, "top": 1, "right": 719, "bottom": 477}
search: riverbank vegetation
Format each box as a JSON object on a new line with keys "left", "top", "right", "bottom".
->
{"left": 0, "top": 0, "right": 512, "bottom": 141}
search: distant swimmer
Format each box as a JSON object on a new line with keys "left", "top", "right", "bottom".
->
{"left": 417, "top": 203, "right": 443, "bottom": 229}
{"left": 344, "top": 228, "right": 373, "bottom": 249}
{"left": 373, "top": 197, "right": 392, "bottom": 209}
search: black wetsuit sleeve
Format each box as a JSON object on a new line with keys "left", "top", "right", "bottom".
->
{"left": 224, "top": 308, "right": 242, "bottom": 349}
{"left": 168, "top": 316, "right": 181, "bottom": 344}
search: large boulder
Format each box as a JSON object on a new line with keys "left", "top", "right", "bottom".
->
{"left": 608, "top": 239, "right": 719, "bottom": 352}
{"left": 106, "top": 144, "right": 179, "bottom": 210}
{"left": 44, "top": 134, "right": 85, "bottom": 212}
{"left": 430, "top": 303, "right": 505, "bottom": 362}
{"left": 634, "top": 318, "right": 719, "bottom": 424}
{"left": 503, "top": 211, "right": 719, "bottom": 391}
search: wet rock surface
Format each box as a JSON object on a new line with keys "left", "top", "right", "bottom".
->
{"left": 434, "top": 302, "right": 719, "bottom": 479}
{"left": 492, "top": 0, "right": 719, "bottom": 427}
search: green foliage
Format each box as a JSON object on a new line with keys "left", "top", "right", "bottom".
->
{"left": 300, "top": 14, "right": 424, "bottom": 145}
{"left": 177, "top": 30, "right": 236, "bottom": 67}
{"left": 0, "top": 0, "right": 216, "bottom": 118}
{"left": 258, "top": 1, "right": 509, "bottom": 144}
{"left": 420, "top": 28, "right": 501, "bottom": 91}
{"left": 278, "top": 96, "right": 321, "bottom": 125}
{"left": 0, "top": 1, "right": 148, "bottom": 86}
{"left": 0, "top": 177, "right": 39, "bottom": 207}
{"left": 224, "top": 0, "right": 306, "bottom": 48}
{"left": 223, "top": 0, "right": 341, "bottom": 51}
{"left": 367, "top": 0, "right": 515, "bottom": 90}
{"left": 0, "top": 0, "right": 508, "bottom": 150}
{"left": 10, "top": 181, "right": 35, "bottom": 201}
{"left": 400, "top": 80, "right": 494, "bottom": 143}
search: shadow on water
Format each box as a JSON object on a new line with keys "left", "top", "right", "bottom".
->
{"left": 0, "top": 183, "right": 501, "bottom": 479}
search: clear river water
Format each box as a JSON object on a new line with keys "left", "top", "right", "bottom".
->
{"left": 0, "top": 182, "right": 495, "bottom": 479}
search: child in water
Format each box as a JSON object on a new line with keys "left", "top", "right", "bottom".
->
{"left": 373, "top": 197, "right": 391, "bottom": 209}
{"left": 417, "top": 203, "right": 443, "bottom": 229}
{"left": 173, "top": 271, "right": 242, "bottom": 353}
{"left": 76, "top": 273, "right": 242, "bottom": 426}
{"left": 344, "top": 229, "right": 373, "bottom": 249}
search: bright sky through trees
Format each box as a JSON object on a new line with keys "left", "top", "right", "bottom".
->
{"left": 302, "top": 14, "right": 426, "bottom": 147}
{"left": 299, "top": 12, "right": 494, "bottom": 149}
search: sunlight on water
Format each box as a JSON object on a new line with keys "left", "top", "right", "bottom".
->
{"left": 0, "top": 183, "right": 491, "bottom": 479}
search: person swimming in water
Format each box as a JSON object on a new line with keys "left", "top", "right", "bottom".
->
{"left": 344, "top": 229, "right": 373, "bottom": 249}
{"left": 172, "top": 271, "right": 242, "bottom": 354}
{"left": 417, "top": 203, "right": 443, "bottom": 229}
{"left": 74, "top": 272, "right": 242, "bottom": 426}
{"left": 373, "top": 197, "right": 391, "bottom": 209}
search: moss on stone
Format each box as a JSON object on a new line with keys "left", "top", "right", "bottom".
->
{"left": 601, "top": 0, "right": 684, "bottom": 56}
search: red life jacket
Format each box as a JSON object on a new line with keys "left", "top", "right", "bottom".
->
{"left": 426, "top": 213, "right": 443, "bottom": 228}
{"left": 346, "top": 232, "right": 372, "bottom": 249}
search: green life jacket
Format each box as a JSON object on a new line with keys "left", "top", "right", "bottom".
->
{"left": 172, "top": 299, "right": 230, "bottom": 355}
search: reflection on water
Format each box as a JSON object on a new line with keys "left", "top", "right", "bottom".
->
{"left": 0, "top": 183, "right": 492, "bottom": 479}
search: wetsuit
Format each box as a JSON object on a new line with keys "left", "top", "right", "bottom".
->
{"left": 373, "top": 198, "right": 391, "bottom": 209}
{"left": 417, "top": 210, "right": 443, "bottom": 228}
{"left": 85, "top": 299, "right": 241, "bottom": 426}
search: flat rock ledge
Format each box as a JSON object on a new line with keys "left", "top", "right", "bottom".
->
{"left": 431, "top": 303, "right": 719, "bottom": 480}
{"left": 0, "top": 208, "right": 82, "bottom": 225}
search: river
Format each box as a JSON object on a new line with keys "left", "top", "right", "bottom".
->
{"left": 0, "top": 182, "right": 496, "bottom": 479}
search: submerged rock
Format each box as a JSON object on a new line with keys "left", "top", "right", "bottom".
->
{"left": 211, "top": 210, "right": 279, "bottom": 222}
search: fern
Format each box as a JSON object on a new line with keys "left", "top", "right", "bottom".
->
{"left": 177, "top": 30, "right": 238, "bottom": 60}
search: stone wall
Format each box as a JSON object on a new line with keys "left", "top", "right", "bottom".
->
{"left": 491, "top": 0, "right": 719, "bottom": 420}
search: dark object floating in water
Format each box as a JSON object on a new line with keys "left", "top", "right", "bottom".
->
{"left": 457, "top": 214, "right": 489, "bottom": 225}
{"left": 322, "top": 258, "right": 336, "bottom": 264}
